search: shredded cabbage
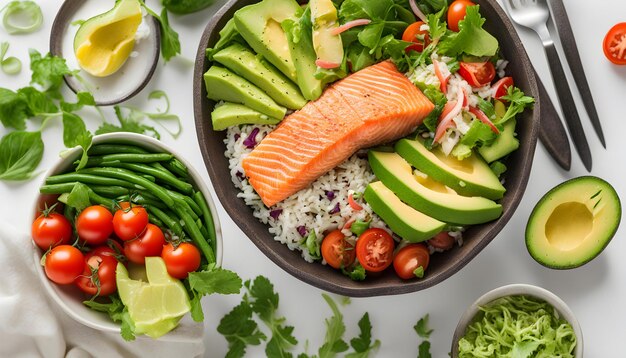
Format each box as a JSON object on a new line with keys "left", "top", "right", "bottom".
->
{"left": 458, "top": 295, "right": 577, "bottom": 358}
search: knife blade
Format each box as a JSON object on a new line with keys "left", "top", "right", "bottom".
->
{"left": 547, "top": 0, "right": 606, "bottom": 148}
{"left": 535, "top": 68, "right": 571, "bottom": 171}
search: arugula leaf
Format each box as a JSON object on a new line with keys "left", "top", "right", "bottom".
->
{"left": 0, "top": 88, "right": 28, "bottom": 129}
{"left": 141, "top": 3, "right": 181, "bottom": 61}
{"left": 62, "top": 112, "right": 93, "bottom": 171}
{"left": 417, "top": 341, "right": 431, "bottom": 358}
{"left": 498, "top": 86, "right": 535, "bottom": 124}
{"left": 438, "top": 5, "right": 499, "bottom": 58}
{"left": 66, "top": 182, "right": 91, "bottom": 211}
{"left": 414, "top": 314, "right": 433, "bottom": 339}
{"left": 217, "top": 300, "right": 267, "bottom": 358}
{"left": 96, "top": 106, "right": 160, "bottom": 138}
{"left": 29, "top": 49, "right": 74, "bottom": 98}
{"left": 188, "top": 267, "right": 243, "bottom": 296}
{"left": 346, "top": 313, "right": 380, "bottom": 358}
{"left": 346, "top": 43, "right": 376, "bottom": 72}
{"left": 0, "top": 131, "right": 43, "bottom": 181}
{"left": 318, "top": 294, "right": 349, "bottom": 358}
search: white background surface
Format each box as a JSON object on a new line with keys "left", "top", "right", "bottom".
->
{"left": 1, "top": 0, "right": 625, "bottom": 356}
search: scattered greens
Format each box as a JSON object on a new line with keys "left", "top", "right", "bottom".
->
{"left": 1, "top": 1, "right": 43, "bottom": 34}
{"left": 414, "top": 314, "right": 433, "bottom": 358}
{"left": 140, "top": 2, "right": 181, "bottom": 61}
{"left": 457, "top": 295, "right": 577, "bottom": 358}
{"left": 498, "top": 86, "right": 536, "bottom": 124}
{"left": 0, "top": 42, "right": 21, "bottom": 75}
{"left": 438, "top": 6, "right": 499, "bottom": 58}
{"left": 318, "top": 293, "right": 349, "bottom": 357}
{"left": 0, "top": 130, "right": 43, "bottom": 180}
{"left": 83, "top": 294, "right": 135, "bottom": 341}
{"left": 162, "top": 0, "right": 215, "bottom": 14}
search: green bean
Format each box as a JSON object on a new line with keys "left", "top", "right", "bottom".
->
{"left": 150, "top": 162, "right": 176, "bottom": 177}
{"left": 147, "top": 206, "right": 186, "bottom": 239}
{"left": 173, "top": 205, "right": 215, "bottom": 263}
{"left": 197, "top": 218, "right": 209, "bottom": 238}
{"left": 118, "top": 194, "right": 168, "bottom": 210}
{"left": 88, "top": 191, "right": 116, "bottom": 211}
{"left": 91, "top": 186, "right": 132, "bottom": 198}
{"left": 84, "top": 153, "right": 172, "bottom": 167}
{"left": 40, "top": 183, "right": 131, "bottom": 198}
{"left": 77, "top": 167, "right": 175, "bottom": 207}
{"left": 163, "top": 158, "right": 189, "bottom": 179}
{"left": 168, "top": 190, "right": 202, "bottom": 216}
{"left": 45, "top": 173, "right": 143, "bottom": 189}
{"left": 40, "top": 183, "right": 78, "bottom": 194}
{"left": 148, "top": 213, "right": 165, "bottom": 227}
{"left": 96, "top": 162, "right": 193, "bottom": 194}
{"left": 193, "top": 191, "right": 216, "bottom": 251}
{"left": 140, "top": 174, "right": 156, "bottom": 182}
{"left": 88, "top": 144, "right": 149, "bottom": 155}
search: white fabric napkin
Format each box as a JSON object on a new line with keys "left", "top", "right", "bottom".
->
{"left": 0, "top": 223, "right": 206, "bottom": 358}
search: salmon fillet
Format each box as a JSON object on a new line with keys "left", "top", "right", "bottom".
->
{"left": 242, "top": 60, "right": 434, "bottom": 207}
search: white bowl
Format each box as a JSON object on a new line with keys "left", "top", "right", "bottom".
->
{"left": 31, "top": 133, "right": 223, "bottom": 339}
{"left": 451, "top": 284, "right": 583, "bottom": 357}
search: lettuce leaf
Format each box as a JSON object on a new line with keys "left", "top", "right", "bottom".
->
{"left": 438, "top": 5, "right": 498, "bottom": 58}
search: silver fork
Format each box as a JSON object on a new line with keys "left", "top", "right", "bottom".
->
{"left": 502, "top": 0, "right": 592, "bottom": 171}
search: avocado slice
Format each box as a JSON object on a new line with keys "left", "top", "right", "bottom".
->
{"left": 396, "top": 138, "right": 505, "bottom": 200}
{"left": 73, "top": 0, "right": 142, "bottom": 77}
{"left": 213, "top": 43, "right": 307, "bottom": 110}
{"left": 526, "top": 176, "right": 621, "bottom": 269}
{"left": 310, "top": 0, "right": 344, "bottom": 66}
{"left": 211, "top": 102, "right": 281, "bottom": 131}
{"left": 204, "top": 66, "right": 287, "bottom": 119}
{"left": 233, "top": 0, "right": 301, "bottom": 82}
{"left": 478, "top": 119, "right": 519, "bottom": 163}
{"left": 369, "top": 151, "right": 502, "bottom": 225}
{"left": 364, "top": 181, "right": 445, "bottom": 243}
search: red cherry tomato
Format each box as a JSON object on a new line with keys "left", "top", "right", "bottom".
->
{"left": 603, "top": 23, "right": 626, "bottom": 65}
{"left": 161, "top": 243, "right": 201, "bottom": 279}
{"left": 459, "top": 61, "right": 496, "bottom": 87}
{"left": 44, "top": 245, "right": 85, "bottom": 285}
{"left": 402, "top": 21, "right": 430, "bottom": 53}
{"left": 75, "top": 249, "right": 118, "bottom": 296}
{"left": 76, "top": 206, "right": 114, "bottom": 245}
{"left": 355, "top": 228, "right": 395, "bottom": 273}
{"left": 113, "top": 202, "right": 149, "bottom": 241}
{"left": 32, "top": 211, "right": 72, "bottom": 250}
{"left": 124, "top": 224, "right": 166, "bottom": 264}
{"left": 492, "top": 76, "right": 514, "bottom": 99}
{"left": 393, "top": 244, "right": 430, "bottom": 280}
{"left": 448, "top": 0, "right": 475, "bottom": 32}
{"left": 427, "top": 232, "right": 456, "bottom": 251}
{"left": 321, "top": 230, "right": 356, "bottom": 269}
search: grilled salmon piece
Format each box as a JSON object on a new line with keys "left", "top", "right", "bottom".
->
{"left": 242, "top": 61, "right": 434, "bottom": 207}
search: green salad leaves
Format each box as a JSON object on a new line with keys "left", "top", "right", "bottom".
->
{"left": 438, "top": 5, "right": 499, "bottom": 58}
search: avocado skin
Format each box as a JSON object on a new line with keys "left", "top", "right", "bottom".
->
{"left": 213, "top": 43, "right": 307, "bottom": 110}
{"left": 204, "top": 66, "right": 286, "bottom": 119}
{"left": 211, "top": 102, "right": 281, "bottom": 131}
{"left": 395, "top": 138, "right": 506, "bottom": 200}
{"left": 479, "top": 119, "right": 519, "bottom": 163}
{"left": 369, "top": 151, "right": 503, "bottom": 225}
{"left": 525, "top": 176, "right": 622, "bottom": 269}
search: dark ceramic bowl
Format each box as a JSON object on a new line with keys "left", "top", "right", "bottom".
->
{"left": 193, "top": 0, "right": 539, "bottom": 297}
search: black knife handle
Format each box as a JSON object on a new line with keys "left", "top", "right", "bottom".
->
{"left": 543, "top": 41, "right": 592, "bottom": 171}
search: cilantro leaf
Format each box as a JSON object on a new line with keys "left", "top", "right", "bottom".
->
{"left": 417, "top": 341, "right": 431, "bottom": 358}
{"left": 141, "top": 3, "right": 181, "bottom": 61}
{"left": 460, "top": 120, "right": 497, "bottom": 148}
{"left": 83, "top": 294, "right": 135, "bottom": 341}
{"left": 188, "top": 267, "right": 243, "bottom": 296}
{"left": 318, "top": 294, "right": 349, "bottom": 358}
{"left": 96, "top": 106, "right": 160, "bottom": 139}
{"left": 438, "top": 5, "right": 499, "bottom": 57}
{"left": 29, "top": 49, "right": 73, "bottom": 98}
{"left": 62, "top": 112, "right": 93, "bottom": 171}
{"left": 414, "top": 314, "right": 434, "bottom": 339}
{"left": 346, "top": 313, "right": 381, "bottom": 358}
{"left": 341, "top": 263, "right": 367, "bottom": 281}
{"left": 498, "top": 86, "right": 535, "bottom": 124}
{"left": 0, "top": 88, "right": 29, "bottom": 129}
{"left": 217, "top": 300, "right": 267, "bottom": 358}
{"left": 0, "top": 131, "right": 43, "bottom": 181}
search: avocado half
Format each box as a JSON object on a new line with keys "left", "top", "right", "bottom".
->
{"left": 526, "top": 176, "right": 621, "bottom": 269}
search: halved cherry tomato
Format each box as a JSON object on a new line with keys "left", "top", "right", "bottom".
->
{"left": 124, "top": 224, "right": 166, "bottom": 264}
{"left": 75, "top": 249, "right": 118, "bottom": 296}
{"left": 603, "top": 23, "right": 626, "bottom": 65}
{"left": 76, "top": 206, "right": 114, "bottom": 245}
{"left": 161, "top": 243, "right": 201, "bottom": 279}
{"left": 32, "top": 211, "right": 72, "bottom": 250}
{"left": 402, "top": 21, "right": 430, "bottom": 53}
{"left": 113, "top": 202, "right": 149, "bottom": 241}
{"left": 448, "top": 0, "right": 475, "bottom": 32}
{"left": 492, "top": 76, "right": 514, "bottom": 99}
{"left": 393, "top": 244, "right": 430, "bottom": 280}
{"left": 44, "top": 245, "right": 85, "bottom": 285}
{"left": 427, "top": 232, "right": 455, "bottom": 251}
{"left": 356, "top": 228, "right": 395, "bottom": 272}
{"left": 321, "top": 230, "right": 356, "bottom": 269}
{"left": 459, "top": 61, "right": 496, "bottom": 87}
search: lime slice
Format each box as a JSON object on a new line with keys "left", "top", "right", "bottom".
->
{"left": 116, "top": 262, "right": 144, "bottom": 305}
{"left": 145, "top": 256, "right": 177, "bottom": 284}
{"left": 136, "top": 317, "right": 182, "bottom": 339}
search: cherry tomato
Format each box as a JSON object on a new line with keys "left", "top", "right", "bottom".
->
{"left": 603, "top": 23, "right": 626, "bottom": 65}
{"left": 393, "top": 244, "right": 430, "bottom": 280}
{"left": 448, "top": 0, "right": 475, "bottom": 32}
{"left": 75, "top": 250, "right": 118, "bottom": 296}
{"left": 161, "top": 243, "right": 201, "bottom": 279}
{"left": 492, "top": 76, "right": 514, "bottom": 99}
{"left": 92, "top": 241, "right": 124, "bottom": 260}
{"left": 402, "top": 21, "right": 430, "bottom": 53}
{"left": 355, "top": 228, "right": 395, "bottom": 273}
{"left": 459, "top": 61, "right": 496, "bottom": 87}
{"left": 124, "top": 224, "right": 166, "bottom": 264}
{"left": 427, "top": 232, "right": 455, "bottom": 251}
{"left": 321, "top": 230, "right": 356, "bottom": 269}
{"left": 113, "top": 202, "right": 149, "bottom": 241}
{"left": 44, "top": 245, "right": 85, "bottom": 285}
{"left": 76, "top": 206, "right": 114, "bottom": 245}
{"left": 32, "top": 211, "right": 72, "bottom": 250}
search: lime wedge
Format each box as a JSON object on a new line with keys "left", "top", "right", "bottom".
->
{"left": 116, "top": 262, "right": 144, "bottom": 305}
{"left": 145, "top": 256, "right": 177, "bottom": 284}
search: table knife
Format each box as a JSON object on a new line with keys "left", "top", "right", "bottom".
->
{"left": 548, "top": 0, "right": 606, "bottom": 147}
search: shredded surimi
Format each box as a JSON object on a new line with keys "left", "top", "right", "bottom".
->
{"left": 331, "top": 19, "right": 372, "bottom": 35}
{"left": 435, "top": 85, "right": 464, "bottom": 142}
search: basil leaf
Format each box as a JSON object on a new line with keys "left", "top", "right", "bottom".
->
{"left": 0, "top": 131, "right": 44, "bottom": 181}
{"left": 62, "top": 112, "right": 92, "bottom": 171}
{"left": 0, "top": 88, "right": 28, "bottom": 130}
{"left": 66, "top": 182, "right": 91, "bottom": 211}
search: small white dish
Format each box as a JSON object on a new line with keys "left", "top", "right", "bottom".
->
{"left": 451, "top": 283, "right": 583, "bottom": 357}
{"left": 50, "top": 0, "right": 161, "bottom": 106}
{"left": 31, "top": 133, "right": 223, "bottom": 338}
